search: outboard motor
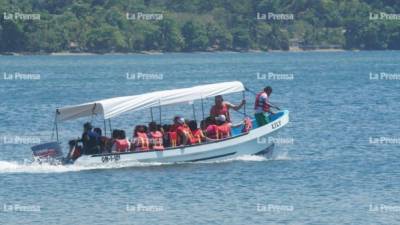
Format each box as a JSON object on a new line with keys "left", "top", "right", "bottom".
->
{"left": 31, "top": 142, "right": 63, "bottom": 164}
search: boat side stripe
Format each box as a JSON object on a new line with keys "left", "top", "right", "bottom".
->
{"left": 185, "top": 152, "right": 236, "bottom": 162}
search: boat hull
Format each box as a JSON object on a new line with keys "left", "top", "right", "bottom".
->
{"left": 73, "top": 110, "right": 289, "bottom": 166}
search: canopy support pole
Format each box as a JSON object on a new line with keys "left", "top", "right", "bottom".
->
{"left": 201, "top": 98, "right": 205, "bottom": 120}
{"left": 242, "top": 91, "right": 246, "bottom": 117}
{"left": 192, "top": 103, "right": 196, "bottom": 121}
{"left": 103, "top": 119, "right": 107, "bottom": 136}
{"left": 158, "top": 100, "right": 162, "bottom": 125}
{"left": 108, "top": 119, "right": 112, "bottom": 133}
{"left": 53, "top": 110, "right": 59, "bottom": 142}
{"left": 54, "top": 119, "right": 59, "bottom": 142}
{"left": 150, "top": 107, "right": 154, "bottom": 122}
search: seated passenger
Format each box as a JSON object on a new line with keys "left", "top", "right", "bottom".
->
{"left": 175, "top": 117, "right": 193, "bottom": 146}
{"left": 170, "top": 116, "right": 181, "bottom": 132}
{"left": 241, "top": 117, "right": 253, "bottom": 133}
{"left": 148, "top": 122, "right": 164, "bottom": 150}
{"left": 132, "top": 125, "right": 150, "bottom": 151}
{"left": 94, "top": 127, "right": 110, "bottom": 153}
{"left": 80, "top": 122, "right": 100, "bottom": 154}
{"left": 216, "top": 115, "right": 232, "bottom": 139}
{"left": 162, "top": 124, "right": 172, "bottom": 147}
{"left": 111, "top": 130, "right": 130, "bottom": 152}
{"left": 188, "top": 120, "right": 206, "bottom": 144}
{"left": 205, "top": 117, "right": 218, "bottom": 140}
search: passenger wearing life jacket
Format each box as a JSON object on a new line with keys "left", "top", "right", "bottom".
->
{"left": 205, "top": 116, "right": 219, "bottom": 140}
{"left": 188, "top": 120, "right": 206, "bottom": 144}
{"left": 215, "top": 115, "right": 232, "bottom": 139}
{"left": 241, "top": 117, "right": 253, "bottom": 133}
{"left": 254, "top": 86, "right": 274, "bottom": 127}
{"left": 175, "top": 117, "right": 192, "bottom": 146}
{"left": 148, "top": 122, "right": 164, "bottom": 150}
{"left": 132, "top": 125, "right": 150, "bottom": 151}
{"left": 210, "top": 95, "right": 246, "bottom": 122}
{"left": 168, "top": 130, "right": 178, "bottom": 147}
{"left": 111, "top": 129, "right": 131, "bottom": 152}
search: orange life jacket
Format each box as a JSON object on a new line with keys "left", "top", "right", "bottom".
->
{"left": 150, "top": 131, "right": 164, "bottom": 150}
{"left": 254, "top": 92, "right": 270, "bottom": 112}
{"left": 210, "top": 103, "right": 230, "bottom": 122}
{"left": 115, "top": 139, "right": 130, "bottom": 152}
{"left": 190, "top": 129, "right": 203, "bottom": 144}
{"left": 135, "top": 132, "right": 150, "bottom": 151}
{"left": 242, "top": 117, "right": 253, "bottom": 132}
{"left": 168, "top": 131, "right": 178, "bottom": 147}
{"left": 177, "top": 124, "right": 193, "bottom": 145}
{"left": 217, "top": 123, "right": 231, "bottom": 139}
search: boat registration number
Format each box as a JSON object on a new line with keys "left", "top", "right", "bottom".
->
{"left": 271, "top": 121, "right": 281, "bottom": 129}
{"left": 101, "top": 154, "right": 121, "bottom": 163}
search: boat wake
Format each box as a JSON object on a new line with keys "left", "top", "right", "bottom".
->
{"left": 0, "top": 152, "right": 291, "bottom": 174}
{"left": 0, "top": 160, "right": 166, "bottom": 174}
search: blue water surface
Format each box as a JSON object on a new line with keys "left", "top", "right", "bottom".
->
{"left": 0, "top": 51, "right": 400, "bottom": 224}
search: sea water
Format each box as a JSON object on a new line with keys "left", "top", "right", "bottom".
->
{"left": 1, "top": 52, "right": 400, "bottom": 224}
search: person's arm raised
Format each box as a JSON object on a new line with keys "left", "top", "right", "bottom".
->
{"left": 227, "top": 100, "right": 246, "bottom": 111}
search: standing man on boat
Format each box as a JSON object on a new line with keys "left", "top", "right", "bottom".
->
{"left": 210, "top": 95, "right": 245, "bottom": 122}
{"left": 254, "top": 86, "right": 275, "bottom": 126}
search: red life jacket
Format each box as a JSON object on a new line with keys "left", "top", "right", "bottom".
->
{"left": 210, "top": 103, "right": 230, "bottom": 122}
{"left": 217, "top": 123, "right": 231, "bottom": 139}
{"left": 254, "top": 92, "right": 270, "bottom": 112}
{"left": 177, "top": 124, "right": 193, "bottom": 145}
{"left": 206, "top": 124, "right": 219, "bottom": 139}
{"left": 150, "top": 131, "right": 164, "bottom": 150}
{"left": 115, "top": 139, "right": 130, "bottom": 152}
{"left": 190, "top": 129, "right": 203, "bottom": 144}
{"left": 135, "top": 132, "right": 150, "bottom": 151}
{"left": 168, "top": 131, "right": 178, "bottom": 147}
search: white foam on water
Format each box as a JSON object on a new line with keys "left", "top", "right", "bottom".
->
{"left": 0, "top": 160, "right": 167, "bottom": 174}
{"left": 230, "top": 154, "right": 268, "bottom": 161}
{"left": 0, "top": 152, "right": 292, "bottom": 174}
{"left": 274, "top": 151, "right": 292, "bottom": 160}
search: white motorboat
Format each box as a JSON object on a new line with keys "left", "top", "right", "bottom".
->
{"left": 31, "top": 81, "right": 289, "bottom": 165}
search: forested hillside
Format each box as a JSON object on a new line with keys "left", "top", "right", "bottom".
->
{"left": 1, "top": 0, "right": 400, "bottom": 53}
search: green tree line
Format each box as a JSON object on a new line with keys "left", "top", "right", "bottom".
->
{"left": 0, "top": 0, "right": 400, "bottom": 53}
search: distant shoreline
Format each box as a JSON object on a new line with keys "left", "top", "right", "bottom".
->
{"left": 0, "top": 48, "right": 365, "bottom": 56}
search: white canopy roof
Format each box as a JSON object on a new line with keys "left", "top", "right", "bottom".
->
{"left": 56, "top": 81, "right": 245, "bottom": 122}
